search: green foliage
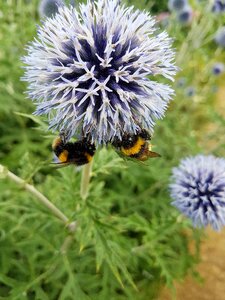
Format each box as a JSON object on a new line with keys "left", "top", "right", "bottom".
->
{"left": 0, "top": 0, "right": 225, "bottom": 299}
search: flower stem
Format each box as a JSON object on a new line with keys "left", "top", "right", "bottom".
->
{"left": 1, "top": 164, "right": 78, "bottom": 254}
{"left": 80, "top": 160, "right": 93, "bottom": 201}
{"left": 1, "top": 165, "right": 69, "bottom": 225}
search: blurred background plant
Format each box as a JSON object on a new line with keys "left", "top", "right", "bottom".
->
{"left": 0, "top": 0, "right": 224, "bottom": 299}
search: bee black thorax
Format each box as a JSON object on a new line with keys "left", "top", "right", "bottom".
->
{"left": 52, "top": 136, "right": 96, "bottom": 166}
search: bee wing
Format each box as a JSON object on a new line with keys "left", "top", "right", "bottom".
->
{"left": 114, "top": 151, "right": 146, "bottom": 166}
{"left": 50, "top": 162, "right": 71, "bottom": 168}
{"left": 147, "top": 151, "right": 161, "bottom": 158}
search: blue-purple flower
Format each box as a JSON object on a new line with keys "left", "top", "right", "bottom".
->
{"left": 185, "top": 86, "right": 195, "bottom": 97}
{"left": 212, "top": 62, "right": 225, "bottom": 75}
{"left": 177, "top": 5, "right": 193, "bottom": 24}
{"left": 215, "top": 26, "right": 225, "bottom": 48}
{"left": 170, "top": 155, "right": 225, "bottom": 231}
{"left": 212, "top": 0, "right": 225, "bottom": 13}
{"left": 168, "top": 0, "right": 188, "bottom": 12}
{"left": 22, "top": 0, "right": 177, "bottom": 145}
{"left": 39, "top": 0, "right": 64, "bottom": 18}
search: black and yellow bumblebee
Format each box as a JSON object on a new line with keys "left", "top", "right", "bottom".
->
{"left": 52, "top": 132, "right": 96, "bottom": 167}
{"left": 112, "top": 129, "right": 160, "bottom": 161}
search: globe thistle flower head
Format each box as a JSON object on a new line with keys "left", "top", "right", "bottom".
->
{"left": 212, "top": 62, "right": 225, "bottom": 75}
{"left": 177, "top": 5, "right": 193, "bottom": 24}
{"left": 215, "top": 26, "right": 225, "bottom": 48}
{"left": 23, "top": 0, "right": 177, "bottom": 145}
{"left": 212, "top": 0, "right": 225, "bottom": 13}
{"left": 38, "top": 0, "right": 64, "bottom": 18}
{"left": 168, "top": 0, "right": 188, "bottom": 12}
{"left": 170, "top": 155, "right": 225, "bottom": 231}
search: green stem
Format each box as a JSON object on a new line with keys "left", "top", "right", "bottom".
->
{"left": 80, "top": 160, "right": 93, "bottom": 201}
{"left": 1, "top": 164, "right": 69, "bottom": 225}
{"left": 0, "top": 164, "right": 78, "bottom": 254}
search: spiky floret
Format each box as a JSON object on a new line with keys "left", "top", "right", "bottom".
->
{"left": 22, "top": 0, "right": 177, "bottom": 145}
{"left": 170, "top": 155, "right": 225, "bottom": 231}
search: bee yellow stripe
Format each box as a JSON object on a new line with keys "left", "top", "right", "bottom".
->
{"left": 85, "top": 152, "right": 93, "bottom": 162}
{"left": 52, "top": 137, "right": 62, "bottom": 149}
{"left": 58, "top": 150, "right": 69, "bottom": 162}
{"left": 121, "top": 136, "right": 145, "bottom": 156}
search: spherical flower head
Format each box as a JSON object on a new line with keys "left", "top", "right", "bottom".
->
{"left": 215, "top": 26, "right": 225, "bottom": 48}
{"left": 22, "top": 0, "right": 177, "bottom": 145}
{"left": 38, "top": 0, "right": 64, "bottom": 18}
{"left": 212, "top": 0, "right": 225, "bottom": 13}
{"left": 177, "top": 5, "right": 193, "bottom": 25}
{"left": 212, "top": 62, "right": 225, "bottom": 75}
{"left": 168, "top": 0, "right": 188, "bottom": 12}
{"left": 170, "top": 155, "right": 225, "bottom": 231}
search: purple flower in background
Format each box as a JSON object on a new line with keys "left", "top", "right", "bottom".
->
{"left": 215, "top": 26, "right": 225, "bottom": 48}
{"left": 170, "top": 155, "right": 225, "bottom": 231}
{"left": 22, "top": 0, "right": 176, "bottom": 145}
{"left": 168, "top": 0, "right": 188, "bottom": 12}
{"left": 212, "top": 0, "right": 225, "bottom": 13}
{"left": 39, "top": 0, "right": 76, "bottom": 19}
{"left": 212, "top": 62, "right": 225, "bottom": 75}
{"left": 39, "top": 0, "right": 64, "bottom": 18}
{"left": 185, "top": 86, "right": 195, "bottom": 97}
{"left": 177, "top": 5, "right": 193, "bottom": 24}
{"left": 176, "top": 77, "right": 186, "bottom": 88}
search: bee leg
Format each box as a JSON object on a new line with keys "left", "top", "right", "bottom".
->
{"left": 59, "top": 130, "right": 69, "bottom": 144}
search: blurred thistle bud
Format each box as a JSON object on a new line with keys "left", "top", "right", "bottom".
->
{"left": 168, "top": 0, "right": 188, "bottom": 12}
{"left": 215, "top": 26, "right": 225, "bottom": 48}
{"left": 176, "top": 77, "right": 186, "bottom": 88}
{"left": 211, "top": 85, "right": 218, "bottom": 93}
{"left": 177, "top": 5, "right": 193, "bottom": 25}
{"left": 212, "top": 62, "right": 225, "bottom": 75}
{"left": 39, "top": 0, "right": 64, "bottom": 18}
{"left": 22, "top": 0, "right": 177, "bottom": 145}
{"left": 170, "top": 155, "right": 225, "bottom": 231}
{"left": 211, "top": 0, "right": 225, "bottom": 13}
{"left": 185, "top": 86, "right": 195, "bottom": 97}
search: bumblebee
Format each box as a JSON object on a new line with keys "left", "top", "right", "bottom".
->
{"left": 112, "top": 129, "right": 160, "bottom": 161}
{"left": 52, "top": 132, "right": 96, "bottom": 167}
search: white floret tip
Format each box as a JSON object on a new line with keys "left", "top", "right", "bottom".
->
{"left": 23, "top": 0, "right": 177, "bottom": 144}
